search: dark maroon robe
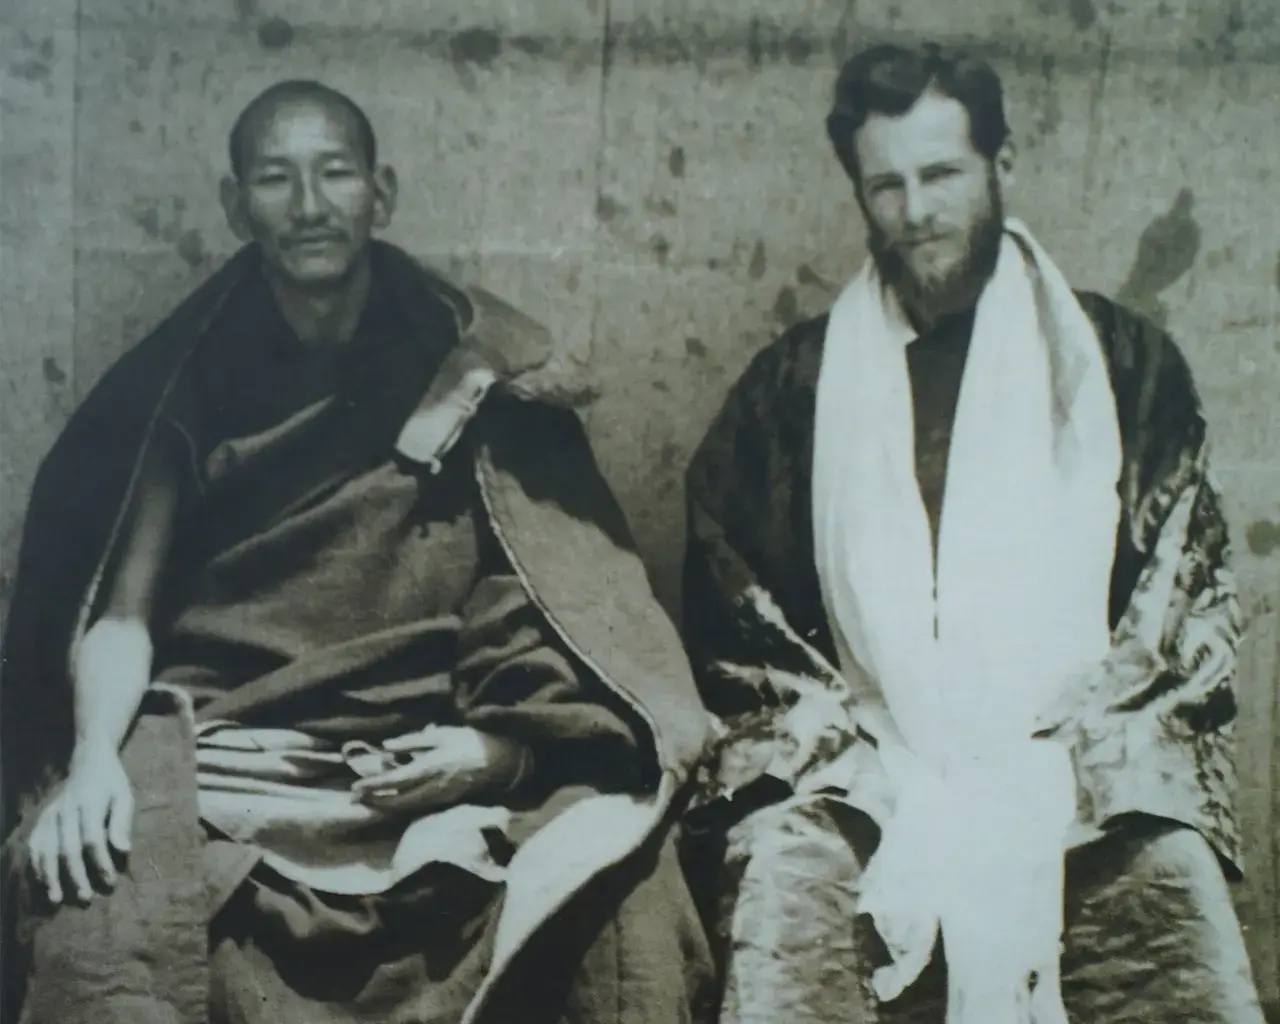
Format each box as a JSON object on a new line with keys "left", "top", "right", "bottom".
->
{"left": 3, "top": 244, "right": 714, "bottom": 1024}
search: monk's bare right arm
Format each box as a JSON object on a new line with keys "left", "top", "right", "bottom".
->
{"left": 27, "top": 434, "right": 182, "bottom": 904}
{"left": 73, "top": 435, "right": 183, "bottom": 754}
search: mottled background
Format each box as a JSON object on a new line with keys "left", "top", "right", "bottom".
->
{"left": 2, "top": 0, "right": 1278, "bottom": 1007}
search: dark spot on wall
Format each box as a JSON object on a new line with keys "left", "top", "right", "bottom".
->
{"left": 773, "top": 287, "right": 800, "bottom": 328}
{"left": 748, "top": 240, "right": 768, "bottom": 280}
{"left": 129, "top": 119, "right": 144, "bottom": 134}
{"left": 706, "top": 258, "right": 723, "bottom": 271}
{"left": 465, "top": 131, "right": 481, "bottom": 149}
{"left": 177, "top": 229, "right": 208, "bottom": 268}
{"left": 596, "top": 194, "right": 623, "bottom": 223}
{"left": 1246, "top": 519, "right": 1280, "bottom": 557}
{"left": 257, "top": 17, "right": 295, "bottom": 51}
{"left": 11, "top": 33, "right": 54, "bottom": 82}
{"left": 784, "top": 32, "right": 814, "bottom": 65}
{"left": 127, "top": 35, "right": 157, "bottom": 74}
{"left": 1225, "top": 3, "right": 1246, "bottom": 36}
{"left": 1223, "top": 314, "right": 1267, "bottom": 331}
{"left": 451, "top": 28, "right": 502, "bottom": 67}
{"left": 566, "top": 267, "right": 581, "bottom": 294}
{"left": 1116, "top": 188, "right": 1200, "bottom": 328}
{"left": 234, "top": 0, "right": 258, "bottom": 20}
{"left": 644, "top": 196, "right": 678, "bottom": 218}
{"left": 797, "top": 263, "right": 835, "bottom": 292}
{"left": 652, "top": 379, "right": 670, "bottom": 393}
{"left": 616, "top": 17, "right": 690, "bottom": 68}
{"left": 510, "top": 35, "right": 544, "bottom": 57}
{"left": 746, "top": 18, "right": 764, "bottom": 68}
{"left": 658, "top": 441, "right": 682, "bottom": 471}
{"left": 42, "top": 357, "right": 66, "bottom": 385}
{"left": 1035, "top": 0, "right": 1097, "bottom": 30}
{"left": 1037, "top": 55, "right": 1062, "bottom": 136}
{"left": 685, "top": 337, "right": 708, "bottom": 359}
{"left": 1214, "top": 3, "right": 1247, "bottom": 63}
{"left": 1068, "top": 0, "right": 1098, "bottom": 29}
{"left": 132, "top": 204, "right": 162, "bottom": 239}
{"left": 651, "top": 234, "right": 671, "bottom": 266}
{"left": 668, "top": 146, "right": 686, "bottom": 179}
{"left": 1204, "top": 246, "right": 1236, "bottom": 270}
{"left": 11, "top": 58, "right": 51, "bottom": 82}
{"left": 1145, "top": 75, "right": 1171, "bottom": 107}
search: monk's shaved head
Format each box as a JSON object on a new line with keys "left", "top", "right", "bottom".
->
{"left": 219, "top": 79, "right": 397, "bottom": 291}
{"left": 228, "top": 80, "right": 377, "bottom": 180}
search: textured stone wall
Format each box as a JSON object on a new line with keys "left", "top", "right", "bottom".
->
{"left": 2, "top": 0, "right": 1277, "bottom": 1002}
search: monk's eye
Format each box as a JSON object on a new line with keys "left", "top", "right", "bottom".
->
{"left": 921, "top": 165, "right": 961, "bottom": 184}
{"left": 322, "top": 165, "right": 359, "bottom": 180}
{"left": 251, "top": 172, "right": 290, "bottom": 187}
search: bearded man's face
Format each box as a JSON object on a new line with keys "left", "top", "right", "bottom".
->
{"left": 853, "top": 92, "right": 1008, "bottom": 323}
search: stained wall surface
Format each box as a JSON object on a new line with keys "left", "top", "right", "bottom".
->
{"left": 2, "top": 0, "right": 1278, "bottom": 1005}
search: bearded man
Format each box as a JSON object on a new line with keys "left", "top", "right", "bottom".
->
{"left": 681, "top": 42, "right": 1266, "bottom": 1024}
{"left": 1, "top": 80, "right": 714, "bottom": 1024}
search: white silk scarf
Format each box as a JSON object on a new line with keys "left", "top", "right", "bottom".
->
{"left": 812, "top": 219, "right": 1123, "bottom": 1022}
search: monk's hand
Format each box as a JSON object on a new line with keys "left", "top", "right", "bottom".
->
{"left": 27, "top": 740, "right": 133, "bottom": 905}
{"left": 351, "top": 725, "right": 528, "bottom": 813}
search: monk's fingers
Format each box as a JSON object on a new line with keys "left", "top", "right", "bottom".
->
{"left": 106, "top": 782, "right": 134, "bottom": 857}
{"left": 359, "top": 778, "right": 451, "bottom": 813}
{"left": 382, "top": 725, "right": 448, "bottom": 753}
{"left": 352, "top": 753, "right": 450, "bottom": 798}
{"left": 26, "top": 814, "right": 63, "bottom": 904}
{"left": 55, "top": 805, "right": 92, "bottom": 902}
{"left": 79, "top": 799, "right": 117, "bottom": 889}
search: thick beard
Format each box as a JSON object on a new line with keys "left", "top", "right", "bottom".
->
{"left": 868, "top": 177, "right": 1005, "bottom": 328}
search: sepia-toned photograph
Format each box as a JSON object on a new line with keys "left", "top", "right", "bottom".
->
{"left": 1, "top": 1, "right": 1277, "bottom": 1022}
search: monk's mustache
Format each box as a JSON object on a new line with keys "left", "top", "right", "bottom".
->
{"left": 281, "top": 229, "right": 347, "bottom": 248}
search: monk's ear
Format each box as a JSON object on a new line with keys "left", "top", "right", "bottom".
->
{"left": 219, "top": 176, "right": 254, "bottom": 243}
{"left": 371, "top": 164, "right": 398, "bottom": 230}
{"left": 994, "top": 139, "right": 1016, "bottom": 191}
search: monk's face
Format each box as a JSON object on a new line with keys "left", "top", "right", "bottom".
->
{"left": 853, "top": 92, "right": 1011, "bottom": 322}
{"left": 224, "top": 99, "right": 394, "bottom": 289}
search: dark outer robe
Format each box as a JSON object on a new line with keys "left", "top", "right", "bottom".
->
{"left": 679, "top": 292, "right": 1261, "bottom": 1023}
{"left": 1, "top": 241, "right": 715, "bottom": 1024}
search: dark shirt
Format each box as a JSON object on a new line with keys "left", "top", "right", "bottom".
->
{"left": 905, "top": 307, "right": 976, "bottom": 560}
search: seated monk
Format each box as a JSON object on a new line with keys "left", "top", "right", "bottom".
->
{"left": 1, "top": 80, "right": 715, "bottom": 1024}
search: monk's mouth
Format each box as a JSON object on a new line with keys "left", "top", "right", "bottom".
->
{"left": 286, "top": 235, "right": 346, "bottom": 249}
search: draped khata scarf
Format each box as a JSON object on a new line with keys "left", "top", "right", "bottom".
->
{"left": 812, "top": 218, "right": 1123, "bottom": 1023}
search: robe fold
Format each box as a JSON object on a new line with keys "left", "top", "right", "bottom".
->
{"left": 680, "top": 292, "right": 1262, "bottom": 1023}
{"left": 1, "top": 240, "right": 716, "bottom": 1024}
